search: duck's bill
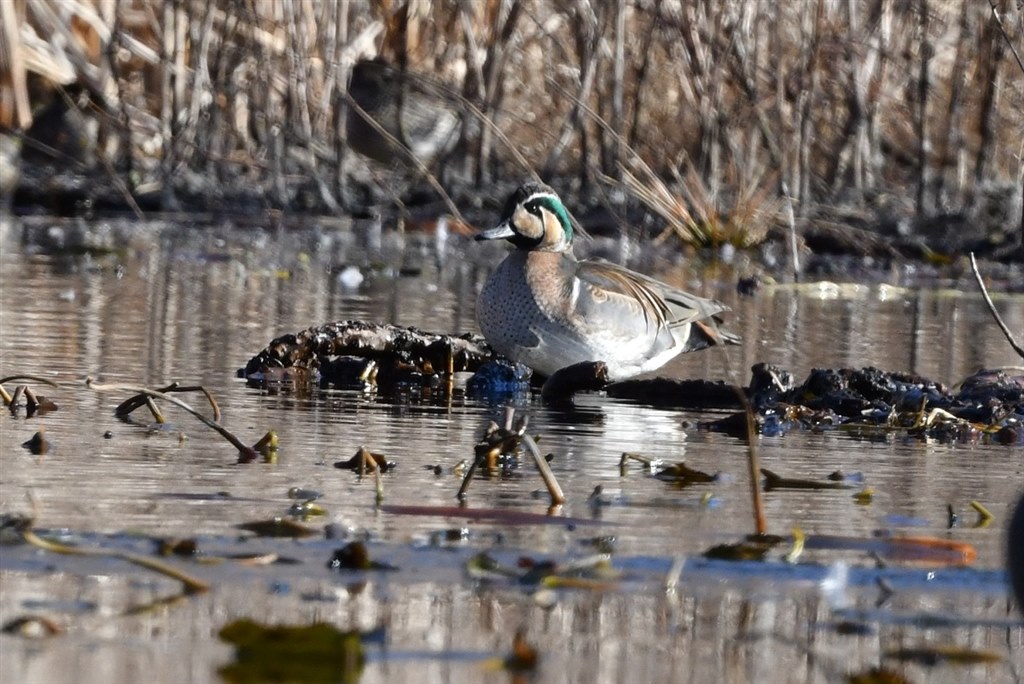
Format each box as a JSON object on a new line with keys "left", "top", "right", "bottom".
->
{"left": 474, "top": 222, "right": 515, "bottom": 241}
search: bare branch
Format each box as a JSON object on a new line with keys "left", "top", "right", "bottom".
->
{"left": 969, "top": 253, "right": 1024, "bottom": 359}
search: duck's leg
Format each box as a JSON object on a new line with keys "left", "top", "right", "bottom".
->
{"left": 540, "top": 361, "right": 610, "bottom": 402}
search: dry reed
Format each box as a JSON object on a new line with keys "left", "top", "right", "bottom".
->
{"left": 2, "top": 0, "right": 1021, "bottom": 250}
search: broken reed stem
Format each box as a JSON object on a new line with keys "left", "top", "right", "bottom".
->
{"left": 969, "top": 252, "right": 1024, "bottom": 359}
{"left": 86, "top": 378, "right": 251, "bottom": 455}
{"left": 144, "top": 395, "right": 166, "bottom": 423}
{"left": 114, "top": 382, "right": 222, "bottom": 422}
{"left": 742, "top": 393, "right": 768, "bottom": 536}
{"left": 0, "top": 375, "right": 59, "bottom": 407}
{"left": 665, "top": 554, "right": 686, "bottom": 592}
{"left": 989, "top": 1, "right": 1024, "bottom": 77}
{"left": 522, "top": 434, "right": 565, "bottom": 506}
{"left": 781, "top": 180, "right": 800, "bottom": 282}
{"left": 455, "top": 456, "right": 480, "bottom": 501}
{"left": 22, "top": 529, "right": 209, "bottom": 594}
{"left": 56, "top": 87, "right": 144, "bottom": 220}
{"left": 0, "top": 375, "right": 59, "bottom": 387}
{"left": 374, "top": 466, "right": 384, "bottom": 504}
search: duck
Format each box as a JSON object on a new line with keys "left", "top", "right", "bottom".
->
{"left": 476, "top": 182, "right": 740, "bottom": 381}
{"left": 346, "top": 58, "right": 461, "bottom": 169}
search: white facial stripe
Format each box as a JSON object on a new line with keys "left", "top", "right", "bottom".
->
{"left": 525, "top": 192, "right": 559, "bottom": 205}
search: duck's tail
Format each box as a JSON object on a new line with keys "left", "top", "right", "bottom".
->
{"left": 684, "top": 318, "right": 741, "bottom": 353}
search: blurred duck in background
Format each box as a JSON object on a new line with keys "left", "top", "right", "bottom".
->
{"left": 345, "top": 57, "right": 462, "bottom": 174}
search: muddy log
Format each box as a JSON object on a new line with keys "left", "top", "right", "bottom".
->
{"left": 242, "top": 320, "right": 494, "bottom": 390}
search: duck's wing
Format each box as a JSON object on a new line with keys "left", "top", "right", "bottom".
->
{"left": 575, "top": 258, "right": 740, "bottom": 351}
{"left": 576, "top": 259, "right": 727, "bottom": 326}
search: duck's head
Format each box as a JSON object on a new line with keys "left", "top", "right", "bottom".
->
{"left": 475, "top": 182, "right": 573, "bottom": 252}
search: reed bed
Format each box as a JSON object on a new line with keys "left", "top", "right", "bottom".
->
{"left": 2, "top": 0, "right": 1022, "bottom": 248}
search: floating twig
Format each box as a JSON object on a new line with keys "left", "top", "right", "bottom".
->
{"left": 22, "top": 529, "right": 209, "bottom": 594}
{"left": 1, "top": 375, "right": 59, "bottom": 410}
{"left": 114, "top": 382, "right": 222, "bottom": 423}
{"left": 87, "top": 378, "right": 271, "bottom": 460}
{"left": 0, "top": 375, "right": 59, "bottom": 387}
{"left": 761, "top": 468, "right": 856, "bottom": 491}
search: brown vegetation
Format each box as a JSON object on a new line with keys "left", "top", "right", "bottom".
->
{"left": 2, "top": 0, "right": 1022, "bottom": 252}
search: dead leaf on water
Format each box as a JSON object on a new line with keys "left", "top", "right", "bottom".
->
{"left": 847, "top": 667, "right": 910, "bottom": 684}
{"left": 236, "top": 518, "right": 317, "bottom": 538}
{"left": 327, "top": 541, "right": 398, "bottom": 571}
{"left": 504, "top": 630, "right": 539, "bottom": 672}
{"left": 884, "top": 644, "right": 1003, "bottom": 666}
{"left": 1, "top": 615, "right": 63, "bottom": 638}
{"left": 21, "top": 430, "right": 49, "bottom": 455}
{"left": 761, "top": 468, "right": 854, "bottom": 491}
{"left": 158, "top": 538, "right": 199, "bottom": 557}
{"left": 334, "top": 446, "right": 395, "bottom": 473}
{"left": 704, "top": 534, "right": 785, "bottom": 561}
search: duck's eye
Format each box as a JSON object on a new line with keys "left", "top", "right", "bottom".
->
{"left": 523, "top": 200, "right": 542, "bottom": 217}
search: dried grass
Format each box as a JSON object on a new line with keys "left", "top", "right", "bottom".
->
{"left": 2, "top": 0, "right": 1022, "bottom": 245}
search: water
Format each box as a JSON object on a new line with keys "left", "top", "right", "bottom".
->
{"left": 1, "top": 215, "right": 1022, "bottom": 683}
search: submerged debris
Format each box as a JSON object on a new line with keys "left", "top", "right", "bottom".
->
{"left": 702, "top": 364, "right": 1024, "bottom": 444}
{"left": 1, "top": 375, "right": 60, "bottom": 416}
{"left": 21, "top": 430, "right": 49, "bottom": 455}
{"left": 620, "top": 452, "right": 718, "bottom": 485}
{"left": 21, "top": 529, "right": 209, "bottom": 594}
{"left": 236, "top": 518, "right": 317, "bottom": 539}
{"left": 761, "top": 468, "right": 856, "bottom": 491}
{"left": 466, "top": 551, "right": 618, "bottom": 589}
{"left": 334, "top": 447, "right": 395, "bottom": 473}
{"left": 503, "top": 630, "right": 540, "bottom": 672}
{"left": 847, "top": 667, "right": 910, "bottom": 684}
{"left": 704, "top": 534, "right": 785, "bottom": 561}
{"left": 607, "top": 377, "right": 743, "bottom": 410}
{"left": 457, "top": 408, "right": 565, "bottom": 505}
{"left": 327, "top": 541, "right": 397, "bottom": 571}
{"left": 1, "top": 615, "right": 64, "bottom": 638}
{"left": 88, "top": 378, "right": 277, "bottom": 461}
{"left": 466, "top": 359, "right": 533, "bottom": 397}
{"left": 240, "top": 322, "right": 1021, "bottom": 443}
{"left": 218, "top": 619, "right": 366, "bottom": 684}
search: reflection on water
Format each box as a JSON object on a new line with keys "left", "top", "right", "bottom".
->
{"left": 1, "top": 216, "right": 1021, "bottom": 683}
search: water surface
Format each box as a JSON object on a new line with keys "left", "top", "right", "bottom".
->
{"left": 1, "top": 215, "right": 1021, "bottom": 683}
